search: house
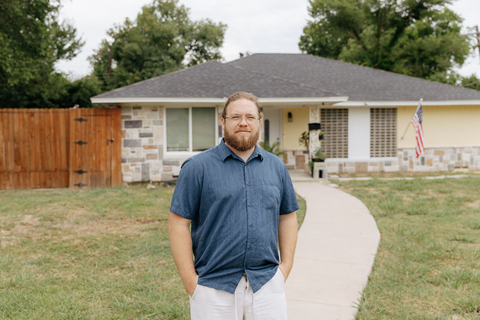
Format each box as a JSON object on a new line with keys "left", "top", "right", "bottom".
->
{"left": 91, "top": 54, "right": 480, "bottom": 182}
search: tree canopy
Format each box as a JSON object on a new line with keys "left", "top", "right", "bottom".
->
{"left": 299, "top": 0, "right": 472, "bottom": 81}
{"left": 89, "top": 0, "right": 227, "bottom": 92}
{"left": 0, "top": 0, "right": 85, "bottom": 108}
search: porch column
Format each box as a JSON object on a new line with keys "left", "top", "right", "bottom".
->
{"left": 309, "top": 105, "right": 320, "bottom": 159}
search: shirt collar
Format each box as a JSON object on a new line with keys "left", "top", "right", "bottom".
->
{"left": 218, "top": 139, "right": 264, "bottom": 163}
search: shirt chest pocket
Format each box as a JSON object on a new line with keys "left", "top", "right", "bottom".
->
{"left": 258, "top": 184, "right": 281, "bottom": 211}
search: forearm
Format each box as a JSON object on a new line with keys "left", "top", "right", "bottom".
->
{"left": 278, "top": 211, "right": 298, "bottom": 280}
{"left": 168, "top": 211, "right": 197, "bottom": 295}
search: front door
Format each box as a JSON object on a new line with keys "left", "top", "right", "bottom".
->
{"left": 262, "top": 109, "right": 282, "bottom": 148}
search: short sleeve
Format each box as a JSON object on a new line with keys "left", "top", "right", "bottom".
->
{"left": 280, "top": 165, "right": 300, "bottom": 215}
{"left": 169, "top": 159, "right": 202, "bottom": 220}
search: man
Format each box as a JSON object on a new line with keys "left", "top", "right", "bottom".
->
{"left": 169, "top": 92, "right": 299, "bottom": 320}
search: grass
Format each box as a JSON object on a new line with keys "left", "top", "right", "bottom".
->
{"left": 296, "top": 195, "right": 306, "bottom": 228}
{"left": 337, "top": 176, "right": 480, "bottom": 319}
{"left": 335, "top": 169, "right": 480, "bottom": 179}
{"left": 0, "top": 184, "right": 306, "bottom": 319}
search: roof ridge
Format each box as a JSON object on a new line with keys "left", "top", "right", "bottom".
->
{"left": 93, "top": 60, "right": 222, "bottom": 98}
{"left": 226, "top": 53, "right": 303, "bottom": 64}
{"left": 223, "top": 63, "right": 343, "bottom": 97}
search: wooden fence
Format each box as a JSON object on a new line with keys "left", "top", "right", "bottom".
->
{"left": 0, "top": 108, "right": 122, "bottom": 190}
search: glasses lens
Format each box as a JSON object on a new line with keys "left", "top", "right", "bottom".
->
{"left": 228, "top": 116, "right": 258, "bottom": 123}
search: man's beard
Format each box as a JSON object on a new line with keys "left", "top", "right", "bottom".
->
{"left": 224, "top": 126, "right": 260, "bottom": 152}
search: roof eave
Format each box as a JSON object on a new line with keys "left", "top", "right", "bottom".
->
{"left": 91, "top": 96, "right": 349, "bottom": 105}
{"left": 332, "top": 100, "right": 480, "bottom": 107}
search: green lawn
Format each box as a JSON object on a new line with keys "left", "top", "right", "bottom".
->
{"left": 0, "top": 185, "right": 306, "bottom": 319}
{"left": 338, "top": 177, "right": 480, "bottom": 319}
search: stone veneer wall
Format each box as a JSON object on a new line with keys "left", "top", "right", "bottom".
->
{"left": 397, "top": 146, "right": 480, "bottom": 172}
{"left": 121, "top": 106, "right": 224, "bottom": 182}
{"left": 323, "top": 146, "right": 480, "bottom": 174}
{"left": 121, "top": 106, "right": 182, "bottom": 182}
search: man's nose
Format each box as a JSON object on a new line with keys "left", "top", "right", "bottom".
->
{"left": 239, "top": 116, "right": 249, "bottom": 125}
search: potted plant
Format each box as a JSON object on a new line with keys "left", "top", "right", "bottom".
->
{"left": 298, "top": 131, "right": 310, "bottom": 155}
{"left": 309, "top": 147, "right": 328, "bottom": 177}
{"left": 259, "top": 140, "right": 284, "bottom": 156}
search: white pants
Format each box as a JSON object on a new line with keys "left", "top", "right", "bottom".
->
{"left": 189, "top": 268, "right": 288, "bottom": 320}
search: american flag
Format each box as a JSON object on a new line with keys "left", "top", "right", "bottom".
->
{"left": 411, "top": 100, "right": 425, "bottom": 158}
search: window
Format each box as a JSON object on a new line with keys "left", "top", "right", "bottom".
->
{"left": 370, "top": 108, "right": 397, "bottom": 157}
{"left": 192, "top": 108, "right": 216, "bottom": 151}
{"left": 264, "top": 119, "right": 270, "bottom": 145}
{"left": 321, "top": 108, "right": 348, "bottom": 158}
{"left": 166, "top": 108, "right": 189, "bottom": 151}
{"left": 166, "top": 107, "right": 216, "bottom": 152}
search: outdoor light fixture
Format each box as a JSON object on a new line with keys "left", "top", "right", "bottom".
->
{"left": 288, "top": 112, "right": 293, "bottom": 122}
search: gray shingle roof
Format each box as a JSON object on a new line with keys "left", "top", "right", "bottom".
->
{"left": 93, "top": 53, "right": 480, "bottom": 101}
{"left": 93, "top": 60, "right": 340, "bottom": 99}
{"left": 228, "top": 54, "right": 480, "bottom": 101}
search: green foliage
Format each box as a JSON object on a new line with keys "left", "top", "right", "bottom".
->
{"left": 312, "top": 147, "right": 327, "bottom": 161}
{"left": 46, "top": 74, "right": 103, "bottom": 108}
{"left": 259, "top": 140, "right": 284, "bottom": 156}
{"left": 299, "top": 0, "right": 471, "bottom": 81}
{"left": 89, "top": 0, "right": 226, "bottom": 92}
{"left": 308, "top": 147, "right": 328, "bottom": 172}
{"left": 461, "top": 74, "right": 480, "bottom": 90}
{"left": 0, "top": 0, "right": 85, "bottom": 108}
{"left": 429, "top": 71, "right": 480, "bottom": 91}
{"left": 299, "top": 131, "right": 310, "bottom": 150}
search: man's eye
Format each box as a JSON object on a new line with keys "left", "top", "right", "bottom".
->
{"left": 231, "top": 116, "right": 241, "bottom": 120}
{"left": 247, "top": 116, "right": 256, "bottom": 121}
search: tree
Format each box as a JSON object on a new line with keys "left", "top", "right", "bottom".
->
{"left": 45, "top": 74, "right": 102, "bottom": 108}
{"left": 299, "top": 0, "right": 471, "bottom": 80}
{"left": 430, "top": 71, "right": 480, "bottom": 91}
{"left": 460, "top": 74, "right": 480, "bottom": 90}
{"left": 0, "top": 0, "right": 84, "bottom": 108}
{"left": 89, "top": 0, "right": 226, "bottom": 92}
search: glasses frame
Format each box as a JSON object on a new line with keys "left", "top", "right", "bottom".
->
{"left": 224, "top": 115, "right": 261, "bottom": 124}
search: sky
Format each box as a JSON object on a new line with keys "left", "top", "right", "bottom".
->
{"left": 55, "top": 0, "right": 480, "bottom": 79}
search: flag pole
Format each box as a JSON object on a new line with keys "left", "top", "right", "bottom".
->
{"left": 400, "top": 98, "right": 422, "bottom": 140}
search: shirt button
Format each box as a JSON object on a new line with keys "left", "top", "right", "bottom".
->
{"left": 248, "top": 246, "right": 252, "bottom": 250}
{"left": 250, "top": 224, "right": 253, "bottom": 227}
{"left": 249, "top": 204, "right": 252, "bottom": 207}
{"left": 247, "top": 183, "right": 251, "bottom": 186}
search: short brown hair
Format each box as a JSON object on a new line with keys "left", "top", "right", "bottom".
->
{"left": 222, "top": 92, "right": 261, "bottom": 119}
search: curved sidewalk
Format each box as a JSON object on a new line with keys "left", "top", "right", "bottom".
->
{"left": 285, "top": 182, "right": 381, "bottom": 320}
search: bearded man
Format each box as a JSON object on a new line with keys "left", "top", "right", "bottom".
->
{"left": 169, "top": 91, "right": 299, "bottom": 320}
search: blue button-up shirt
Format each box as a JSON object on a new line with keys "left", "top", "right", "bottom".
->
{"left": 170, "top": 139, "right": 299, "bottom": 294}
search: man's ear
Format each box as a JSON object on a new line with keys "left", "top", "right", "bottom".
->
{"left": 221, "top": 117, "right": 225, "bottom": 131}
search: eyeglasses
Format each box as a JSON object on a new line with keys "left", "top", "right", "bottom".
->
{"left": 224, "top": 115, "right": 260, "bottom": 124}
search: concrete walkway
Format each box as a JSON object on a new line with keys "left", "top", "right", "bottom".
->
{"left": 285, "top": 181, "right": 381, "bottom": 320}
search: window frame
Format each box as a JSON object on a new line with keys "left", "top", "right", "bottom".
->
{"left": 163, "top": 106, "right": 219, "bottom": 158}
